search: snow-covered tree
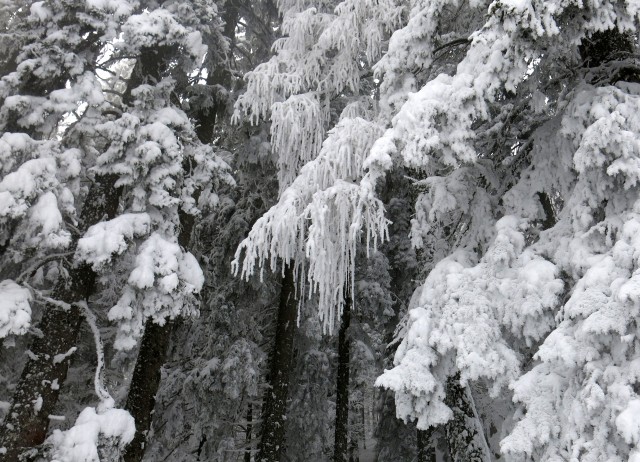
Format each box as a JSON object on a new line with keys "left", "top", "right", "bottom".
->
{"left": 129, "top": 2, "right": 281, "bottom": 459}
{"left": 3, "top": 0, "right": 640, "bottom": 458}
{"left": 0, "top": 0, "right": 135, "bottom": 456}
{"left": 0, "top": 0, "right": 232, "bottom": 459}
{"left": 376, "top": 0, "right": 640, "bottom": 460}
{"left": 230, "top": 0, "right": 403, "bottom": 458}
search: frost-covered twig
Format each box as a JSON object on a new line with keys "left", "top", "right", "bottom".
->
{"left": 22, "top": 282, "right": 72, "bottom": 311}
{"left": 75, "top": 301, "right": 113, "bottom": 408}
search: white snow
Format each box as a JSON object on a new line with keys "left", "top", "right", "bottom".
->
{"left": 48, "top": 407, "right": 135, "bottom": 462}
{"left": 0, "top": 280, "right": 32, "bottom": 338}
{"left": 617, "top": 400, "right": 640, "bottom": 445}
{"left": 109, "top": 233, "right": 204, "bottom": 350}
{"left": 76, "top": 213, "right": 151, "bottom": 269}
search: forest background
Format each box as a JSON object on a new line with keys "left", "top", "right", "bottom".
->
{"left": 1, "top": 0, "right": 640, "bottom": 460}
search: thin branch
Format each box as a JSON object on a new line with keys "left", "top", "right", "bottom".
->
{"left": 23, "top": 282, "right": 72, "bottom": 311}
{"left": 233, "top": 42, "right": 254, "bottom": 68}
{"left": 16, "top": 251, "right": 73, "bottom": 284}
{"left": 432, "top": 37, "right": 471, "bottom": 55}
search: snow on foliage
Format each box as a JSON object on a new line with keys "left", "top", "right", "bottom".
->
{"left": 374, "top": 0, "right": 483, "bottom": 115}
{"left": 371, "top": 0, "right": 640, "bottom": 456}
{"left": 0, "top": 152, "right": 78, "bottom": 252}
{"left": 270, "top": 93, "right": 327, "bottom": 190}
{"left": 234, "top": 117, "right": 389, "bottom": 332}
{"left": 377, "top": 216, "right": 564, "bottom": 428}
{"left": 498, "top": 83, "right": 640, "bottom": 461}
{"left": 378, "top": 21, "right": 532, "bottom": 170}
{"left": 93, "top": 81, "right": 231, "bottom": 222}
{"left": 48, "top": 406, "right": 135, "bottom": 462}
{"left": 234, "top": 0, "right": 402, "bottom": 125}
{"left": 76, "top": 214, "right": 152, "bottom": 269}
{"left": 0, "top": 280, "right": 32, "bottom": 338}
{"left": 82, "top": 68, "right": 230, "bottom": 349}
{"left": 120, "top": 8, "right": 207, "bottom": 64}
{"left": 0, "top": 0, "right": 129, "bottom": 262}
{"left": 381, "top": 70, "right": 640, "bottom": 462}
{"left": 108, "top": 233, "right": 203, "bottom": 350}
{"left": 232, "top": 0, "right": 406, "bottom": 332}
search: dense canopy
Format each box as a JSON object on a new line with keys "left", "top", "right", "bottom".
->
{"left": 1, "top": 0, "right": 640, "bottom": 460}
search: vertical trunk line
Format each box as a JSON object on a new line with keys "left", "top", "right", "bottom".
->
{"left": 257, "top": 263, "right": 297, "bottom": 462}
{"left": 122, "top": 320, "right": 173, "bottom": 462}
{"left": 245, "top": 403, "right": 253, "bottom": 462}
{"left": 417, "top": 428, "right": 436, "bottom": 462}
{"left": 333, "top": 295, "right": 351, "bottom": 462}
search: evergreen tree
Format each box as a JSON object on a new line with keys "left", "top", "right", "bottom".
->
{"left": 0, "top": 0, "right": 134, "bottom": 457}
{"left": 0, "top": 0, "right": 231, "bottom": 459}
{"left": 2, "top": 0, "right": 640, "bottom": 459}
{"left": 377, "top": 1, "right": 640, "bottom": 460}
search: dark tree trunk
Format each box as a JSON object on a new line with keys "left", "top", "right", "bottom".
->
{"left": 0, "top": 175, "right": 121, "bottom": 461}
{"left": 443, "top": 376, "right": 488, "bottom": 462}
{"left": 417, "top": 428, "right": 436, "bottom": 462}
{"left": 334, "top": 296, "right": 351, "bottom": 462}
{"left": 122, "top": 320, "right": 173, "bottom": 462}
{"left": 245, "top": 403, "right": 253, "bottom": 462}
{"left": 257, "top": 264, "right": 297, "bottom": 462}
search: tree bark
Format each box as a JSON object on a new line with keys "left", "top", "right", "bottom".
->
{"left": 443, "top": 376, "right": 489, "bottom": 462}
{"left": 334, "top": 295, "right": 351, "bottom": 462}
{"left": 122, "top": 320, "right": 173, "bottom": 462}
{"left": 417, "top": 428, "right": 436, "bottom": 462}
{"left": 256, "top": 264, "right": 297, "bottom": 462}
{"left": 0, "top": 175, "right": 121, "bottom": 461}
{"left": 244, "top": 403, "right": 253, "bottom": 462}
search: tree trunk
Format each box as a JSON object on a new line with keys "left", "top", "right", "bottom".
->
{"left": 443, "top": 376, "right": 489, "bottom": 462}
{"left": 0, "top": 175, "right": 121, "bottom": 461}
{"left": 417, "top": 428, "right": 436, "bottom": 462}
{"left": 245, "top": 403, "right": 253, "bottom": 462}
{"left": 257, "top": 264, "right": 297, "bottom": 462}
{"left": 122, "top": 320, "right": 173, "bottom": 462}
{"left": 334, "top": 295, "right": 351, "bottom": 462}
